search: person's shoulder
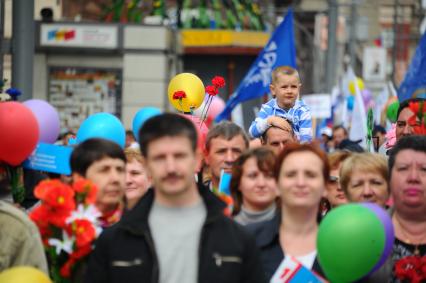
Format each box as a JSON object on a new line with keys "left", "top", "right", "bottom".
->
{"left": 295, "top": 99, "right": 311, "bottom": 111}
{"left": 0, "top": 201, "right": 38, "bottom": 236}
{"left": 261, "top": 98, "right": 277, "bottom": 108}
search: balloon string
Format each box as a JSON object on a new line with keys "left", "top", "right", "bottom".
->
{"left": 199, "top": 96, "right": 209, "bottom": 124}
{"left": 201, "top": 95, "right": 213, "bottom": 125}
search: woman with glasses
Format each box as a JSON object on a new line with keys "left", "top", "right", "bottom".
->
{"left": 325, "top": 151, "right": 352, "bottom": 209}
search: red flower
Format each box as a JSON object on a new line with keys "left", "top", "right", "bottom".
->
{"left": 205, "top": 85, "right": 218, "bottom": 96}
{"left": 29, "top": 205, "right": 52, "bottom": 242}
{"left": 395, "top": 256, "right": 426, "bottom": 282}
{"left": 34, "top": 180, "right": 68, "bottom": 199}
{"left": 72, "top": 178, "right": 98, "bottom": 205}
{"left": 408, "top": 101, "right": 426, "bottom": 135}
{"left": 71, "top": 244, "right": 92, "bottom": 260}
{"left": 212, "top": 76, "right": 225, "bottom": 88}
{"left": 35, "top": 179, "right": 75, "bottom": 211}
{"left": 69, "top": 219, "right": 96, "bottom": 248}
{"left": 49, "top": 208, "right": 73, "bottom": 228}
{"left": 173, "top": 90, "right": 186, "bottom": 100}
{"left": 60, "top": 258, "right": 76, "bottom": 278}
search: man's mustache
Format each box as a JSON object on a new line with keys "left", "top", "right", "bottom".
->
{"left": 161, "top": 173, "right": 183, "bottom": 181}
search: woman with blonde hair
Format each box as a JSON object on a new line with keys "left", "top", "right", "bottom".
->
{"left": 124, "top": 148, "right": 151, "bottom": 209}
{"left": 339, "top": 152, "right": 389, "bottom": 207}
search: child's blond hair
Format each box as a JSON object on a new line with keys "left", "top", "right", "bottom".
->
{"left": 271, "top": 66, "right": 300, "bottom": 84}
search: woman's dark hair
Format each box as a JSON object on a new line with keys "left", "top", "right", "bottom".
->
{"left": 70, "top": 138, "right": 126, "bottom": 177}
{"left": 230, "top": 147, "right": 276, "bottom": 215}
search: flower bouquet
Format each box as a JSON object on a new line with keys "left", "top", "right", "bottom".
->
{"left": 408, "top": 100, "right": 426, "bottom": 135}
{"left": 30, "top": 178, "right": 102, "bottom": 283}
{"left": 395, "top": 255, "right": 426, "bottom": 283}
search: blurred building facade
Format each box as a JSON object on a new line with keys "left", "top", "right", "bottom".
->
{"left": 1, "top": 0, "right": 424, "bottom": 130}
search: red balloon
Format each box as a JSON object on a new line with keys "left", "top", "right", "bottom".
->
{"left": 0, "top": 102, "right": 39, "bottom": 166}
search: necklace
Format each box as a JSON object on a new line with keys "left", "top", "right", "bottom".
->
{"left": 393, "top": 214, "right": 426, "bottom": 256}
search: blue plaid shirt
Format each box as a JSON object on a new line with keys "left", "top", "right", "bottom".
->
{"left": 249, "top": 98, "right": 312, "bottom": 142}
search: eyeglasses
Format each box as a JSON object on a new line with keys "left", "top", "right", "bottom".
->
{"left": 329, "top": 176, "right": 339, "bottom": 183}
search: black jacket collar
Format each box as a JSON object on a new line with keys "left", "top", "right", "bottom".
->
{"left": 119, "top": 183, "right": 226, "bottom": 234}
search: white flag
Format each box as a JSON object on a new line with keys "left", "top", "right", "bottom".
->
{"left": 348, "top": 67, "right": 368, "bottom": 148}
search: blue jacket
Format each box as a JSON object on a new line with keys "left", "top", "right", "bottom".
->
{"left": 249, "top": 98, "right": 312, "bottom": 142}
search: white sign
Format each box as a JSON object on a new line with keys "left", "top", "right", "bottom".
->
{"left": 301, "top": 94, "right": 331, "bottom": 119}
{"left": 363, "top": 46, "right": 387, "bottom": 81}
{"left": 40, "top": 24, "right": 118, "bottom": 49}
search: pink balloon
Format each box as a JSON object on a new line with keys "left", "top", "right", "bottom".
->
{"left": 194, "top": 96, "right": 226, "bottom": 127}
{"left": 181, "top": 114, "right": 209, "bottom": 152}
{"left": 0, "top": 102, "right": 39, "bottom": 166}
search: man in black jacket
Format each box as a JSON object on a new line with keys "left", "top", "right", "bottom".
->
{"left": 85, "top": 113, "right": 266, "bottom": 283}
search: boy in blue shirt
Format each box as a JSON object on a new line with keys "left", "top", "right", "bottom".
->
{"left": 249, "top": 66, "right": 312, "bottom": 142}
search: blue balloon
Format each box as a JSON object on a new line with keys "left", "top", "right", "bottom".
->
{"left": 347, "top": 95, "right": 355, "bottom": 111}
{"left": 77, "top": 113, "right": 125, "bottom": 148}
{"left": 132, "top": 107, "right": 162, "bottom": 140}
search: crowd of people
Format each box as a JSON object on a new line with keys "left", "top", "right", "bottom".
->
{"left": 0, "top": 66, "right": 425, "bottom": 283}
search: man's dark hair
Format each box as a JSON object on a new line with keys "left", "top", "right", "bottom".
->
{"left": 332, "top": 125, "right": 348, "bottom": 136}
{"left": 205, "top": 121, "right": 249, "bottom": 152}
{"left": 261, "top": 117, "right": 294, "bottom": 144}
{"left": 138, "top": 113, "right": 197, "bottom": 157}
{"left": 373, "top": 125, "right": 386, "bottom": 136}
{"left": 397, "top": 98, "right": 425, "bottom": 119}
{"left": 388, "top": 135, "right": 426, "bottom": 178}
{"left": 70, "top": 138, "right": 126, "bottom": 176}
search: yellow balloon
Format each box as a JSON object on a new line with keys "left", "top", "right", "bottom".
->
{"left": 168, "top": 73, "right": 205, "bottom": 112}
{"left": 0, "top": 266, "right": 52, "bottom": 283}
{"left": 348, "top": 77, "right": 365, "bottom": 95}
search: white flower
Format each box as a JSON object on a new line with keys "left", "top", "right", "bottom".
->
{"left": 66, "top": 204, "right": 102, "bottom": 224}
{"left": 48, "top": 231, "right": 74, "bottom": 255}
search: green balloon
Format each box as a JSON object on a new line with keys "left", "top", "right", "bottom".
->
{"left": 317, "top": 204, "right": 385, "bottom": 283}
{"left": 386, "top": 101, "right": 400, "bottom": 123}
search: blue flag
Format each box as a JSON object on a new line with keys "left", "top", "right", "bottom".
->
{"left": 398, "top": 31, "right": 426, "bottom": 102}
{"left": 215, "top": 9, "right": 296, "bottom": 122}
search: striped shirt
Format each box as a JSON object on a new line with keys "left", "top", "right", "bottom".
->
{"left": 249, "top": 98, "right": 312, "bottom": 142}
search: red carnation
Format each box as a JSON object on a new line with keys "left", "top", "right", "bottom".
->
{"left": 69, "top": 219, "right": 96, "bottom": 248}
{"left": 34, "top": 179, "right": 70, "bottom": 200}
{"left": 72, "top": 178, "right": 98, "bottom": 205}
{"left": 205, "top": 85, "right": 218, "bottom": 96}
{"left": 173, "top": 90, "right": 186, "bottom": 100}
{"left": 212, "top": 76, "right": 225, "bottom": 88}
{"left": 395, "top": 256, "right": 425, "bottom": 282}
{"left": 60, "top": 258, "right": 76, "bottom": 278}
{"left": 71, "top": 244, "right": 92, "bottom": 260}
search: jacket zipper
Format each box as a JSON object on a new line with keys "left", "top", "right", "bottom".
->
{"left": 142, "top": 231, "right": 159, "bottom": 283}
{"left": 111, "top": 258, "right": 143, "bottom": 267}
{"left": 212, "top": 253, "right": 242, "bottom": 267}
{"left": 127, "top": 227, "right": 159, "bottom": 283}
{"left": 197, "top": 213, "right": 222, "bottom": 282}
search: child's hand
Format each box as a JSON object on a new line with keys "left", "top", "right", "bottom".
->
{"left": 266, "top": 116, "right": 292, "bottom": 133}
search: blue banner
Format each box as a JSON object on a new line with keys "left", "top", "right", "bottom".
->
{"left": 22, "top": 143, "right": 72, "bottom": 175}
{"left": 398, "top": 31, "right": 426, "bottom": 102}
{"left": 215, "top": 9, "right": 296, "bottom": 122}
